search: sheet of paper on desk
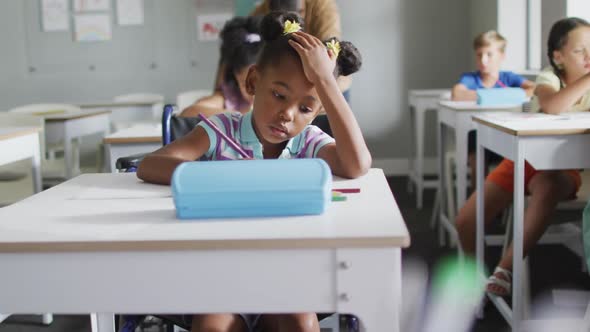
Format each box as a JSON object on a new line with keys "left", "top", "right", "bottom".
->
{"left": 482, "top": 112, "right": 567, "bottom": 122}
{"left": 0, "top": 219, "right": 149, "bottom": 239}
{"left": 71, "top": 182, "right": 172, "bottom": 200}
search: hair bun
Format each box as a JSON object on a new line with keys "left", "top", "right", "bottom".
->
{"left": 260, "top": 11, "right": 304, "bottom": 42}
{"left": 325, "top": 38, "right": 362, "bottom": 76}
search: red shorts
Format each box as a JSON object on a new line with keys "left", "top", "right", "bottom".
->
{"left": 487, "top": 159, "right": 581, "bottom": 197}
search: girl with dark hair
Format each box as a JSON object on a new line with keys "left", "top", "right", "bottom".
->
{"left": 138, "top": 11, "right": 369, "bottom": 331}
{"left": 533, "top": 17, "right": 590, "bottom": 113}
{"left": 181, "top": 16, "right": 263, "bottom": 117}
{"left": 456, "top": 17, "right": 590, "bottom": 297}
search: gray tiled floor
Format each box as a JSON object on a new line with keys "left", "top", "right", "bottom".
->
{"left": 1, "top": 176, "right": 589, "bottom": 332}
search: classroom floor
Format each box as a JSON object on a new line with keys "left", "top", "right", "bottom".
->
{"left": 1, "top": 176, "right": 590, "bottom": 332}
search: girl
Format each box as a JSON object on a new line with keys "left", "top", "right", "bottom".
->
{"left": 181, "top": 16, "right": 263, "bottom": 117}
{"left": 456, "top": 17, "right": 590, "bottom": 297}
{"left": 137, "top": 11, "right": 370, "bottom": 332}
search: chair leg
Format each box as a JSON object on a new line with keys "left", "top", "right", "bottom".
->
{"left": 444, "top": 154, "right": 456, "bottom": 247}
{"left": 502, "top": 205, "right": 513, "bottom": 256}
{"left": 319, "top": 313, "right": 339, "bottom": 331}
{"left": 430, "top": 189, "right": 440, "bottom": 229}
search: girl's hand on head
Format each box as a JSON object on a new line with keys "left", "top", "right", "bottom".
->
{"left": 288, "top": 31, "right": 336, "bottom": 84}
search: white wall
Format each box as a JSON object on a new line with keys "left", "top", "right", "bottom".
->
{"left": 498, "top": 0, "right": 528, "bottom": 70}
{"left": 0, "top": 0, "right": 473, "bottom": 170}
{"left": 339, "top": 0, "right": 471, "bottom": 162}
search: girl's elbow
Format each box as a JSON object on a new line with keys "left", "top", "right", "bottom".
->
{"left": 341, "top": 154, "right": 372, "bottom": 179}
{"left": 136, "top": 162, "right": 148, "bottom": 181}
{"left": 541, "top": 103, "right": 561, "bottom": 115}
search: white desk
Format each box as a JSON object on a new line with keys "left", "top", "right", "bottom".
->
{"left": 473, "top": 112, "right": 590, "bottom": 331}
{"left": 0, "top": 126, "right": 45, "bottom": 325}
{"left": 103, "top": 124, "right": 162, "bottom": 172}
{"left": 0, "top": 127, "right": 42, "bottom": 193}
{"left": 437, "top": 101, "right": 522, "bottom": 248}
{"left": 408, "top": 89, "right": 450, "bottom": 209}
{"left": 0, "top": 169, "right": 410, "bottom": 332}
{"left": 40, "top": 109, "right": 111, "bottom": 179}
{"left": 77, "top": 101, "right": 161, "bottom": 126}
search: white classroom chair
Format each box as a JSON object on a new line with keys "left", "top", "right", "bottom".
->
{"left": 176, "top": 89, "right": 211, "bottom": 113}
{"left": 113, "top": 93, "right": 165, "bottom": 129}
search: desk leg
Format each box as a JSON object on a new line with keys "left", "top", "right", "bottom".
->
{"left": 415, "top": 103, "right": 426, "bottom": 209}
{"left": 408, "top": 102, "right": 416, "bottom": 193}
{"left": 437, "top": 120, "right": 446, "bottom": 246}
{"left": 512, "top": 140, "right": 525, "bottom": 332}
{"left": 336, "top": 248, "right": 400, "bottom": 332}
{"left": 73, "top": 137, "right": 81, "bottom": 176}
{"left": 91, "top": 313, "right": 115, "bottom": 332}
{"left": 64, "top": 129, "right": 73, "bottom": 179}
{"left": 31, "top": 136, "right": 42, "bottom": 193}
{"left": 455, "top": 122, "right": 469, "bottom": 212}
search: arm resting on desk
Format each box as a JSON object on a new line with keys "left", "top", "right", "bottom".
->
{"left": 536, "top": 73, "right": 590, "bottom": 114}
{"left": 137, "top": 126, "right": 210, "bottom": 185}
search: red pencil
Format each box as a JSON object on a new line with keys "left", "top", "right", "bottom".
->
{"left": 332, "top": 188, "right": 361, "bottom": 194}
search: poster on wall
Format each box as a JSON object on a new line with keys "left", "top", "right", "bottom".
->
{"left": 234, "top": 0, "right": 261, "bottom": 16}
{"left": 116, "top": 0, "right": 144, "bottom": 25}
{"left": 74, "top": 14, "right": 112, "bottom": 41}
{"left": 197, "top": 13, "right": 232, "bottom": 41}
{"left": 41, "top": 0, "right": 69, "bottom": 31}
{"left": 73, "top": 0, "right": 110, "bottom": 12}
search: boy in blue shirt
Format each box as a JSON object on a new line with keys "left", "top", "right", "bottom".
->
{"left": 452, "top": 30, "right": 535, "bottom": 100}
{"left": 452, "top": 30, "right": 535, "bottom": 188}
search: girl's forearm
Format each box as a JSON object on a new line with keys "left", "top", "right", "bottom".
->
{"left": 541, "top": 75, "right": 590, "bottom": 114}
{"left": 315, "top": 77, "right": 372, "bottom": 178}
{"left": 137, "top": 154, "right": 187, "bottom": 185}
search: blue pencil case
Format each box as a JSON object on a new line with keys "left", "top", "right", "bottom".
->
{"left": 171, "top": 159, "right": 332, "bottom": 219}
{"left": 476, "top": 88, "right": 527, "bottom": 106}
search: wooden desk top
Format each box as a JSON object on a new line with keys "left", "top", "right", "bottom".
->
{"left": 409, "top": 89, "right": 451, "bottom": 97}
{"left": 0, "top": 169, "right": 410, "bottom": 253}
{"left": 103, "top": 124, "right": 161, "bottom": 144}
{"left": 76, "top": 101, "right": 158, "bottom": 109}
{"left": 0, "top": 127, "right": 41, "bottom": 141}
{"left": 43, "top": 109, "right": 111, "bottom": 122}
{"left": 439, "top": 100, "right": 523, "bottom": 112}
{"left": 473, "top": 112, "right": 590, "bottom": 136}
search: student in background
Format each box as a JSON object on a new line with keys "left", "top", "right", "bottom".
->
{"left": 182, "top": 16, "right": 262, "bottom": 117}
{"left": 456, "top": 18, "right": 590, "bottom": 297}
{"left": 138, "top": 11, "right": 369, "bottom": 331}
{"left": 250, "top": 0, "right": 341, "bottom": 41}
{"left": 452, "top": 30, "right": 535, "bottom": 188}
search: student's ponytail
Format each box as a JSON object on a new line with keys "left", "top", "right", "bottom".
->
{"left": 324, "top": 37, "right": 363, "bottom": 77}
{"left": 257, "top": 11, "right": 363, "bottom": 78}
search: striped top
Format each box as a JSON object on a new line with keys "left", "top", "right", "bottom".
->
{"left": 197, "top": 111, "right": 335, "bottom": 160}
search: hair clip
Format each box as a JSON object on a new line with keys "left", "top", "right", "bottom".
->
{"left": 283, "top": 20, "right": 302, "bottom": 35}
{"left": 245, "top": 33, "right": 261, "bottom": 43}
{"left": 326, "top": 39, "right": 341, "bottom": 59}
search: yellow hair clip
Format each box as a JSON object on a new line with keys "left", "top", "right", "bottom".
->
{"left": 283, "top": 20, "right": 302, "bottom": 35}
{"left": 325, "top": 39, "right": 341, "bottom": 58}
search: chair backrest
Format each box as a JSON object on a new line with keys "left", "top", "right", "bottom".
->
{"left": 161, "top": 104, "right": 201, "bottom": 146}
{"left": 8, "top": 103, "right": 81, "bottom": 115}
{"left": 113, "top": 93, "right": 164, "bottom": 104}
{"left": 113, "top": 93, "right": 165, "bottom": 123}
{"left": 176, "top": 90, "right": 210, "bottom": 112}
